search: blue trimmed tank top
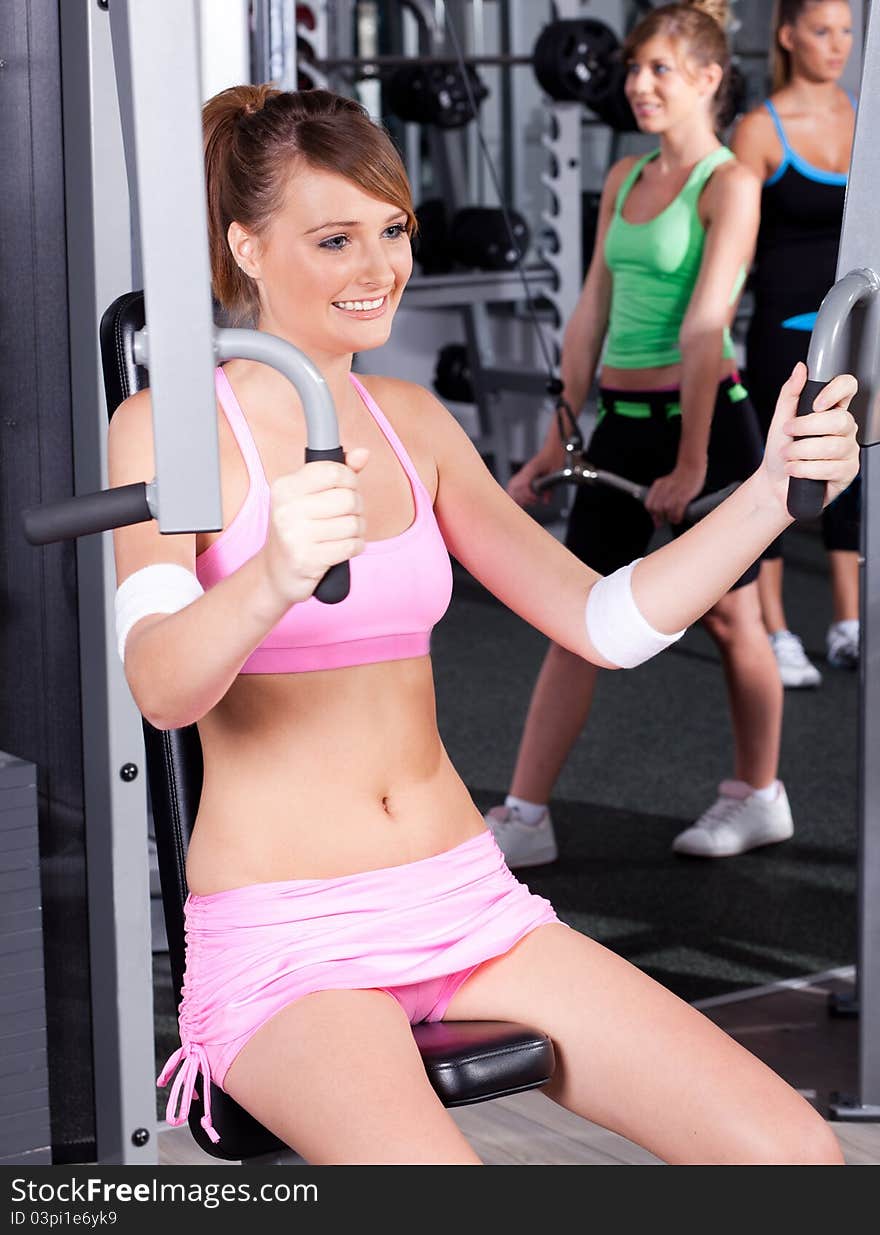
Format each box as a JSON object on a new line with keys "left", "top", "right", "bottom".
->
{"left": 752, "top": 96, "right": 855, "bottom": 332}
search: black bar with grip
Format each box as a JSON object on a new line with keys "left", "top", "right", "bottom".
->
{"left": 22, "top": 482, "right": 153, "bottom": 546}
{"left": 304, "top": 446, "right": 351, "bottom": 604}
{"left": 787, "top": 379, "right": 829, "bottom": 521}
{"left": 532, "top": 458, "right": 738, "bottom": 521}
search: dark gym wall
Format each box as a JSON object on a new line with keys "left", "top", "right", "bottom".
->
{"left": 0, "top": 1, "right": 94, "bottom": 1162}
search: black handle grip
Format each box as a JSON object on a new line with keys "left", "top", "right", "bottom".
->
{"left": 304, "top": 445, "right": 351, "bottom": 604}
{"left": 787, "top": 378, "right": 827, "bottom": 522}
{"left": 22, "top": 482, "right": 152, "bottom": 545}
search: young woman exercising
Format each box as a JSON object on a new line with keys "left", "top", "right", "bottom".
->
{"left": 732, "top": 0, "right": 859, "bottom": 686}
{"left": 108, "top": 84, "right": 857, "bottom": 1165}
{"left": 488, "top": 0, "right": 795, "bottom": 865}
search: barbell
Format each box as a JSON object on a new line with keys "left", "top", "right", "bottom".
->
{"left": 319, "top": 18, "right": 746, "bottom": 134}
{"left": 385, "top": 60, "right": 490, "bottom": 129}
{"left": 319, "top": 18, "right": 635, "bottom": 130}
{"left": 532, "top": 18, "right": 633, "bottom": 126}
{"left": 531, "top": 449, "right": 740, "bottom": 522}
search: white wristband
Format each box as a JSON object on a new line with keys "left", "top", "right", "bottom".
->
{"left": 115, "top": 563, "right": 205, "bottom": 662}
{"left": 585, "top": 559, "right": 686, "bottom": 669}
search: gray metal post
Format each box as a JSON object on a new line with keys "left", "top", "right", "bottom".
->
{"left": 47, "top": 0, "right": 345, "bottom": 1165}
{"left": 822, "top": 0, "right": 880, "bottom": 1121}
{"left": 58, "top": 0, "right": 157, "bottom": 1164}
{"left": 539, "top": 0, "right": 584, "bottom": 372}
{"left": 108, "top": 0, "right": 222, "bottom": 535}
{"left": 847, "top": 442, "right": 880, "bottom": 1117}
{"left": 251, "top": 0, "right": 298, "bottom": 90}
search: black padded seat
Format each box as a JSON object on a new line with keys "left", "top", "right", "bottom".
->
{"left": 413, "top": 1020, "right": 556, "bottom": 1106}
{"left": 100, "top": 291, "right": 555, "bottom": 1161}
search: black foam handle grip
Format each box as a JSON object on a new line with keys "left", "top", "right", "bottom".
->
{"left": 786, "top": 378, "right": 828, "bottom": 522}
{"left": 305, "top": 445, "right": 351, "bottom": 604}
{"left": 22, "top": 482, "right": 152, "bottom": 545}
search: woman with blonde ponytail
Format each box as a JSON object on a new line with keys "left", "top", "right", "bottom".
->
{"left": 105, "top": 76, "right": 856, "bottom": 1163}
{"left": 488, "top": 0, "right": 799, "bottom": 866}
{"left": 733, "top": 1, "right": 859, "bottom": 685}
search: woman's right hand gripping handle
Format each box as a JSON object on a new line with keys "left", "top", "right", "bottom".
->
{"left": 261, "top": 447, "right": 370, "bottom": 608}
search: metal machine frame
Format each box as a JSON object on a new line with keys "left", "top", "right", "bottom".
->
{"left": 40, "top": 0, "right": 880, "bottom": 1163}
{"left": 823, "top": 0, "right": 880, "bottom": 1121}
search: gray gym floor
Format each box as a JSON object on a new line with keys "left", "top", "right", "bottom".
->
{"left": 157, "top": 968, "right": 878, "bottom": 1165}
{"left": 434, "top": 520, "right": 859, "bottom": 1003}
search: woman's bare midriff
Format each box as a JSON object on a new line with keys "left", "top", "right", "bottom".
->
{"left": 600, "top": 358, "right": 739, "bottom": 390}
{"left": 185, "top": 654, "right": 487, "bottom": 893}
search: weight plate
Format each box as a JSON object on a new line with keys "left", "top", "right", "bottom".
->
{"left": 532, "top": 18, "right": 621, "bottom": 110}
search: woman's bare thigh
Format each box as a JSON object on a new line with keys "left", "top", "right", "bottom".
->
{"left": 443, "top": 924, "right": 842, "bottom": 1165}
{"left": 223, "top": 988, "right": 481, "bottom": 1165}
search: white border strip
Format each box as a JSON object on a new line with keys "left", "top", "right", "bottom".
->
{"left": 692, "top": 965, "right": 855, "bottom": 1010}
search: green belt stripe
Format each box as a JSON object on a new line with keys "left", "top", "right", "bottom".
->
{"left": 599, "top": 398, "right": 681, "bottom": 420}
{"left": 599, "top": 382, "right": 747, "bottom": 421}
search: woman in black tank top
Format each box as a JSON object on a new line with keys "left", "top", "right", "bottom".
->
{"left": 732, "top": 0, "right": 859, "bottom": 687}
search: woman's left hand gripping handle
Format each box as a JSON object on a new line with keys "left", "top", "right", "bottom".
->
{"left": 764, "top": 363, "right": 860, "bottom": 518}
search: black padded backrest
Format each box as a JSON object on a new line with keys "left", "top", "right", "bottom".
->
{"left": 99, "top": 290, "right": 150, "bottom": 410}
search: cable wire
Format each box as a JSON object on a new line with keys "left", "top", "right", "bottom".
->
{"left": 441, "top": 4, "right": 584, "bottom": 451}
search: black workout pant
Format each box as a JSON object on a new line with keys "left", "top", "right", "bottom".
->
{"left": 564, "top": 378, "right": 764, "bottom": 591}
{"left": 746, "top": 315, "right": 861, "bottom": 560}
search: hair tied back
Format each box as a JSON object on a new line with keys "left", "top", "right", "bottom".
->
{"left": 688, "top": 0, "right": 731, "bottom": 29}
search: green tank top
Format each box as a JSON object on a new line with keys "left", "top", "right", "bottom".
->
{"left": 603, "top": 146, "right": 743, "bottom": 369}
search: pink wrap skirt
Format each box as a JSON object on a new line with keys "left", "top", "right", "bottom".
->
{"left": 157, "top": 830, "right": 560, "bottom": 1143}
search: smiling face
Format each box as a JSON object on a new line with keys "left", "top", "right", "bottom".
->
{"left": 624, "top": 34, "right": 722, "bottom": 134}
{"left": 227, "top": 163, "right": 414, "bottom": 362}
{"left": 780, "top": 1, "right": 853, "bottom": 83}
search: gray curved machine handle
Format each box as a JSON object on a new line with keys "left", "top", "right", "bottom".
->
{"left": 210, "top": 329, "right": 349, "bottom": 604}
{"left": 21, "top": 328, "right": 351, "bottom": 605}
{"left": 789, "top": 268, "right": 880, "bottom": 521}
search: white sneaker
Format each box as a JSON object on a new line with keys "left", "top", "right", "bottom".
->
{"left": 826, "top": 620, "right": 859, "bottom": 670}
{"left": 769, "top": 630, "right": 822, "bottom": 688}
{"left": 484, "top": 804, "right": 558, "bottom": 869}
{"left": 672, "top": 781, "right": 794, "bottom": 858}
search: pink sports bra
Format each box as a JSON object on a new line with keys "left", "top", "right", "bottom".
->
{"left": 197, "top": 368, "right": 453, "bottom": 673}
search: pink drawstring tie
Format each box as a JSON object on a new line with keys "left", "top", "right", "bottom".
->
{"left": 158, "top": 831, "right": 559, "bottom": 1148}
{"left": 157, "top": 1043, "right": 220, "bottom": 1144}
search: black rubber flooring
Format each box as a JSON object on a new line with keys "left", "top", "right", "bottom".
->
{"left": 433, "top": 523, "right": 859, "bottom": 1003}
{"left": 153, "top": 523, "right": 860, "bottom": 1114}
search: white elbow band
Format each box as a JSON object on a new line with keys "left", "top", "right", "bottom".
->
{"left": 585, "top": 559, "right": 686, "bottom": 669}
{"left": 115, "top": 564, "right": 204, "bottom": 662}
